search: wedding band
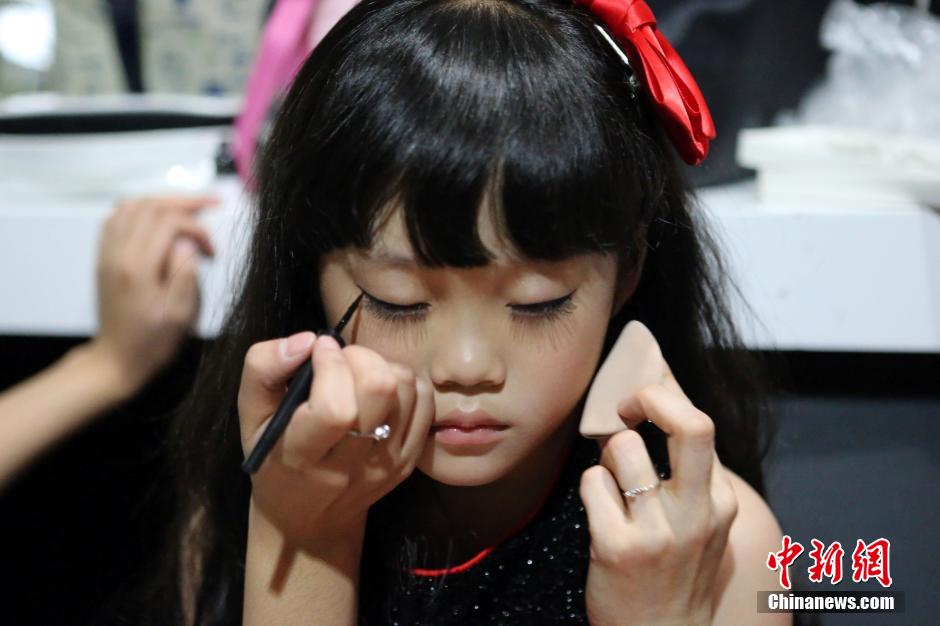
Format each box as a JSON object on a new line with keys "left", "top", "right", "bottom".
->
{"left": 622, "top": 478, "right": 661, "bottom": 499}
{"left": 347, "top": 424, "right": 392, "bottom": 441}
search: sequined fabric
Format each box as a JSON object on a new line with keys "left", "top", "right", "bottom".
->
{"left": 359, "top": 436, "right": 601, "bottom": 625}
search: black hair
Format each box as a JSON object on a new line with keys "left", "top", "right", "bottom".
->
{"left": 129, "top": 0, "right": 776, "bottom": 623}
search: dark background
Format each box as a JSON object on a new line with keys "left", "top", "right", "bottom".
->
{"left": 1, "top": 338, "right": 937, "bottom": 625}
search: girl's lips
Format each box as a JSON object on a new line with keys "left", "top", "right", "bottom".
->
{"left": 431, "top": 425, "right": 508, "bottom": 446}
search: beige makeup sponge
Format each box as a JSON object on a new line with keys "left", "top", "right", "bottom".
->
{"left": 579, "top": 320, "right": 667, "bottom": 438}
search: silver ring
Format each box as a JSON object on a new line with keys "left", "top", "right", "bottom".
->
{"left": 347, "top": 424, "right": 391, "bottom": 441}
{"left": 622, "top": 478, "right": 661, "bottom": 499}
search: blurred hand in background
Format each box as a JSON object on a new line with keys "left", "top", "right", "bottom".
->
{"left": 92, "top": 195, "right": 216, "bottom": 396}
{"left": 0, "top": 195, "right": 217, "bottom": 490}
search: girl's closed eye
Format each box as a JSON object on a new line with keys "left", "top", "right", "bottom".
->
{"left": 359, "top": 288, "right": 578, "bottom": 326}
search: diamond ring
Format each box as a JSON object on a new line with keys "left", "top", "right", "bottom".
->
{"left": 347, "top": 424, "right": 391, "bottom": 441}
{"left": 622, "top": 478, "right": 661, "bottom": 499}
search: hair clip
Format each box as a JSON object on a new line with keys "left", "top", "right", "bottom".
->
{"left": 594, "top": 23, "right": 641, "bottom": 96}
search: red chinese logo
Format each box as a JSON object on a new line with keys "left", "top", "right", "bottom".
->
{"left": 851, "top": 538, "right": 893, "bottom": 588}
{"left": 766, "top": 534, "right": 804, "bottom": 589}
{"left": 807, "top": 539, "right": 845, "bottom": 584}
{"left": 767, "top": 536, "right": 894, "bottom": 589}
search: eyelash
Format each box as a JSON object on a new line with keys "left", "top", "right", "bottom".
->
{"left": 361, "top": 290, "right": 577, "bottom": 326}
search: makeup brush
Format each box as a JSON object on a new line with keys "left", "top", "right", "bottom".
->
{"left": 242, "top": 291, "right": 365, "bottom": 474}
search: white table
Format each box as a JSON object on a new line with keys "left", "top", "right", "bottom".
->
{"left": 1, "top": 176, "right": 938, "bottom": 353}
{"left": 696, "top": 183, "right": 940, "bottom": 353}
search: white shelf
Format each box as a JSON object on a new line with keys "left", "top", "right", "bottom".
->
{"left": 1, "top": 175, "right": 938, "bottom": 352}
{"left": 698, "top": 182, "right": 940, "bottom": 352}
{"left": 0, "top": 175, "right": 252, "bottom": 340}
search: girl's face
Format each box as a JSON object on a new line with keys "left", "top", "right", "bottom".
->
{"left": 319, "top": 205, "right": 633, "bottom": 487}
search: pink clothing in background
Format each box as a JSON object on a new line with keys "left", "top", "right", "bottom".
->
{"left": 234, "top": 0, "right": 359, "bottom": 181}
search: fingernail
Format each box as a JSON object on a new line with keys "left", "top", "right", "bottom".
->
{"left": 318, "top": 334, "right": 340, "bottom": 351}
{"left": 282, "top": 331, "right": 314, "bottom": 359}
{"left": 173, "top": 238, "right": 198, "bottom": 255}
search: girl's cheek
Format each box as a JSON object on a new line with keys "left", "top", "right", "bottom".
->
{"left": 553, "top": 313, "right": 612, "bottom": 400}
{"left": 516, "top": 332, "right": 601, "bottom": 416}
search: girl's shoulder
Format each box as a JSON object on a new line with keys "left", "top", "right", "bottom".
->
{"left": 712, "top": 468, "right": 791, "bottom": 625}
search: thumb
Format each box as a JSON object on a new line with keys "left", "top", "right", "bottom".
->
{"left": 237, "top": 332, "right": 317, "bottom": 437}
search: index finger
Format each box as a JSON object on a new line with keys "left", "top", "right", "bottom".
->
{"left": 617, "top": 383, "right": 715, "bottom": 498}
{"left": 156, "top": 195, "right": 222, "bottom": 213}
{"left": 289, "top": 335, "right": 359, "bottom": 459}
{"left": 129, "top": 195, "right": 222, "bottom": 214}
{"left": 237, "top": 332, "right": 317, "bottom": 446}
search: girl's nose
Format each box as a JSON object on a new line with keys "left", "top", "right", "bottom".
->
{"left": 429, "top": 335, "right": 506, "bottom": 389}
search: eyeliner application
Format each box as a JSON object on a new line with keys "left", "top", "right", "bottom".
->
{"left": 241, "top": 291, "right": 365, "bottom": 474}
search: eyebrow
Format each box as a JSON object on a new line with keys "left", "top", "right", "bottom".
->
{"left": 364, "top": 250, "right": 420, "bottom": 267}
{"left": 362, "top": 246, "right": 567, "bottom": 269}
{"left": 365, "top": 251, "right": 526, "bottom": 269}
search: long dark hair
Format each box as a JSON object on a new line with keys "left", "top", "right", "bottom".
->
{"left": 135, "top": 0, "right": 776, "bottom": 623}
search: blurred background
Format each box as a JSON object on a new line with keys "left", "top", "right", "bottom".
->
{"left": 0, "top": 1, "right": 937, "bottom": 624}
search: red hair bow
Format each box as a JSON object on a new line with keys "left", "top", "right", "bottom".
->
{"left": 576, "top": 0, "right": 716, "bottom": 165}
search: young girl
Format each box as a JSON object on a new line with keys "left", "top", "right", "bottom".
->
{"left": 141, "top": 0, "right": 790, "bottom": 623}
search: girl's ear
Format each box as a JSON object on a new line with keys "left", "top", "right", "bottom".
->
{"left": 611, "top": 223, "right": 649, "bottom": 318}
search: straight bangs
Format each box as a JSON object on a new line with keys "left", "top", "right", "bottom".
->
{"left": 258, "top": 0, "right": 672, "bottom": 273}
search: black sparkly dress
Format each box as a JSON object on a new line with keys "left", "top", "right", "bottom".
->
{"left": 359, "top": 435, "right": 600, "bottom": 625}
